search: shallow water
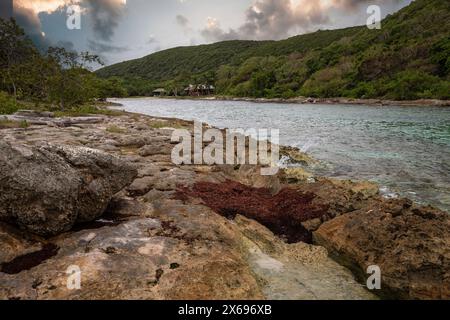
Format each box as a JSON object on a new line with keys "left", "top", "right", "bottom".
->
{"left": 112, "top": 98, "right": 450, "bottom": 212}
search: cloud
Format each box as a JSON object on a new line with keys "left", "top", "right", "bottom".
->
{"left": 200, "top": 0, "right": 410, "bottom": 42}
{"left": 201, "top": 17, "right": 239, "bottom": 42}
{"left": 13, "top": 0, "right": 127, "bottom": 47}
{"left": 147, "top": 35, "right": 157, "bottom": 44}
{"left": 13, "top": 5, "right": 52, "bottom": 50}
{"left": 55, "top": 40, "right": 75, "bottom": 51}
{"left": 175, "top": 14, "right": 189, "bottom": 27}
{"left": 175, "top": 14, "right": 194, "bottom": 35}
{"left": 15, "top": 0, "right": 71, "bottom": 14}
{"left": 87, "top": 39, "right": 127, "bottom": 53}
{"left": 83, "top": 0, "right": 126, "bottom": 41}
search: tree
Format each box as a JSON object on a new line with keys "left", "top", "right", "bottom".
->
{"left": 46, "top": 47, "right": 103, "bottom": 110}
{"left": 431, "top": 37, "right": 450, "bottom": 77}
{"left": 95, "top": 77, "right": 128, "bottom": 100}
{"left": 0, "top": 18, "right": 37, "bottom": 102}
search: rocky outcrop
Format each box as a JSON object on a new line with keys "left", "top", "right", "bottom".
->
{"left": 0, "top": 195, "right": 374, "bottom": 300}
{"left": 0, "top": 141, "right": 137, "bottom": 236}
{"left": 235, "top": 215, "right": 376, "bottom": 300}
{"left": 3, "top": 110, "right": 105, "bottom": 127}
{"left": 293, "top": 178, "right": 380, "bottom": 231}
{"left": 0, "top": 112, "right": 447, "bottom": 300}
{"left": 314, "top": 199, "right": 450, "bottom": 300}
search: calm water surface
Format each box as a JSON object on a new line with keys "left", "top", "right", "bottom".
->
{"left": 112, "top": 98, "right": 450, "bottom": 212}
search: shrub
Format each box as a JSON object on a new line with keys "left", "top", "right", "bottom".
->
{"left": 431, "top": 37, "right": 450, "bottom": 76}
{"left": 106, "top": 125, "right": 127, "bottom": 134}
{"left": 383, "top": 70, "right": 444, "bottom": 100}
{"left": 345, "top": 82, "right": 377, "bottom": 99}
{"left": 53, "top": 104, "right": 124, "bottom": 117}
{"left": 0, "top": 92, "right": 19, "bottom": 115}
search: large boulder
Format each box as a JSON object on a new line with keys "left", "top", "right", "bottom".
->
{"left": 314, "top": 199, "right": 450, "bottom": 300}
{"left": 0, "top": 141, "right": 137, "bottom": 236}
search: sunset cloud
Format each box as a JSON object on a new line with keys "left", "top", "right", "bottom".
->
{"left": 201, "top": 0, "right": 411, "bottom": 41}
{"left": 7, "top": 0, "right": 412, "bottom": 65}
{"left": 14, "top": 0, "right": 127, "bottom": 44}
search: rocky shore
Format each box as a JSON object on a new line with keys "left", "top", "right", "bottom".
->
{"left": 159, "top": 95, "right": 450, "bottom": 107}
{"left": 0, "top": 111, "right": 448, "bottom": 300}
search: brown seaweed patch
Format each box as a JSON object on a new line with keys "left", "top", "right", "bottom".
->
{"left": 177, "top": 180, "right": 329, "bottom": 243}
{"left": 0, "top": 244, "right": 60, "bottom": 274}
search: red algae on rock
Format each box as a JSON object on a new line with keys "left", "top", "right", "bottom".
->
{"left": 177, "top": 180, "right": 329, "bottom": 243}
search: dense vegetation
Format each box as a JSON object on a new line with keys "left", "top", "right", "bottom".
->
{"left": 97, "top": 0, "right": 450, "bottom": 100}
{"left": 0, "top": 18, "right": 127, "bottom": 115}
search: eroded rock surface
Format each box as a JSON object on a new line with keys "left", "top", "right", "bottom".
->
{"left": 0, "top": 141, "right": 137, "bottom": 236}
{"left": 0, "top": 112, "right": 447, "bottom": 300}
{"left": 314, "top": 199, "right": 450, "bottom": 300}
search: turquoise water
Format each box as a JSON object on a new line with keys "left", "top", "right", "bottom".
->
{"left": 113, "top": 98, "right": 450, "bottom": 212}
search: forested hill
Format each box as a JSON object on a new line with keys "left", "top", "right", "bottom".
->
{"left": 96, "top": 0, "right": 450, "bottom": 100}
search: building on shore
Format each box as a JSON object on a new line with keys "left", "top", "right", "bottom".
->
{"left": 184, "top": 84, "right": 215, "bottom": 96}
{"left": 152, "top": 88, "right": 167, "bottom": 97}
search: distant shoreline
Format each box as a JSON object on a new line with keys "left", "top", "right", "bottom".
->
{"left": 116, "top": 96, "right": 450, "bottom": 107}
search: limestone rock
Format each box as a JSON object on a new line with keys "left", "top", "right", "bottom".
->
{"left": 314, "top": 199, "right": 450, "bottom": 300}
{"left": 235, "top": 216, "right": 376, "bottom": 300}
{"left": 138, "top": 144, "right": 172, "bottom": 157}
{"left": 0, "top": 141, "right": 137, "bottom": 236}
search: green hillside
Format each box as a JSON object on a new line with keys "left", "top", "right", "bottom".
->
{"left": 96, "top": 0, "right": 450, "bottom": 100}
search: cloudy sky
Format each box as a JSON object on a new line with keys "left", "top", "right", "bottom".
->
{"left": 7, "top": 0, "right": 412, "bottom": 66}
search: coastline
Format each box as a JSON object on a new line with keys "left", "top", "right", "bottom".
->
{"left": 108, "top": 99, "right": 450, "bottom": 213}
{"left": 0, "top": 110, "right": 448, "bottom": 300}
{"left": 123, "top": 95, "right": 450, "bottom": 107}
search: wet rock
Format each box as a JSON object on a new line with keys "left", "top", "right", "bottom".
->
{"left": 280, "top": 146, "right": 317, "bottom": 166}
{"left": 0, "top": 141, "right": 137, "bottom": 236}
{"left": 281, "top": 167, "right": 314, "bottom": 184}
{"left": 235, "top": 216, "right": 376, "bottom": 300}
{"left": 314, "top": 200, "right": 450, "bottom": 300}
